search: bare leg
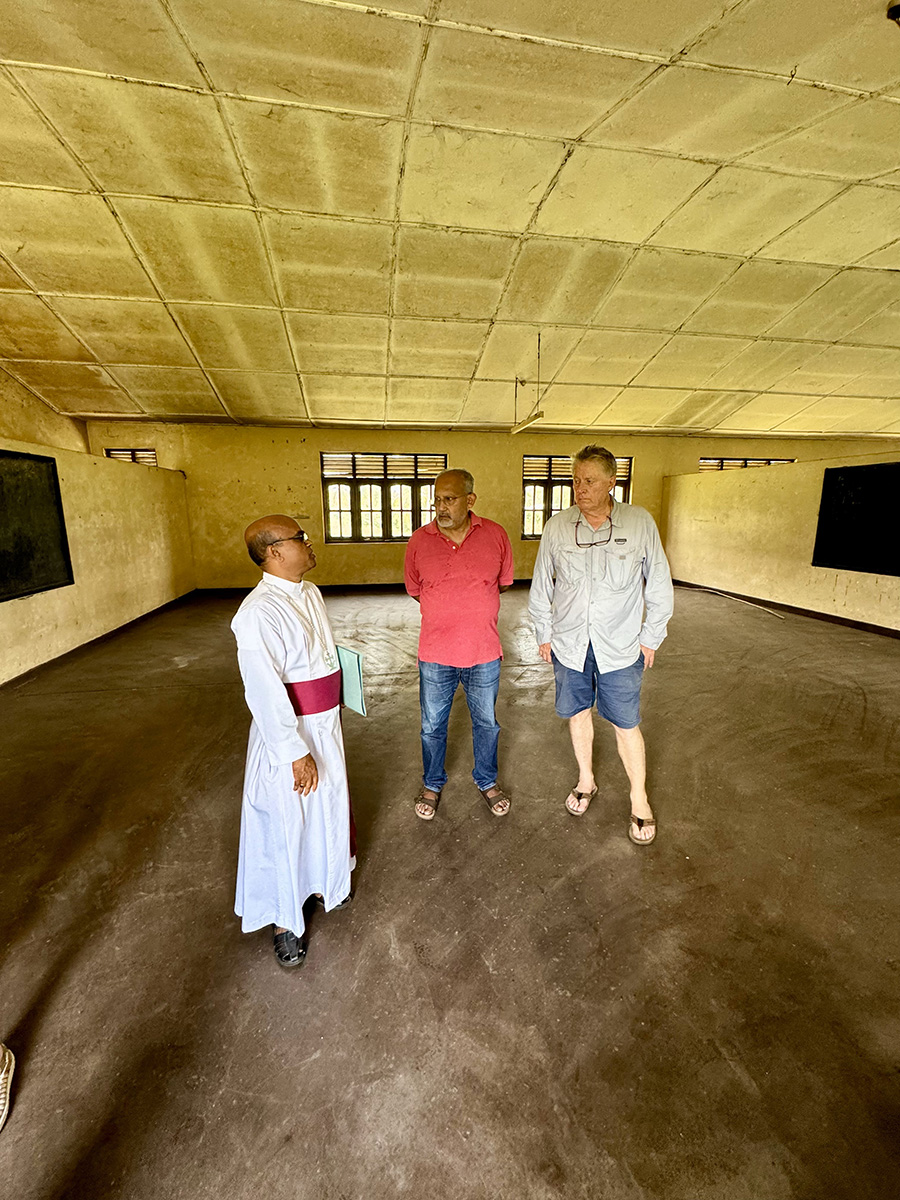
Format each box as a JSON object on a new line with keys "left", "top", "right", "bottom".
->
{"left": 566, "top": 708, "right": 596, "bottom": 813}
{"left": 613, "top": 724, "right": 654, "bottom": 841}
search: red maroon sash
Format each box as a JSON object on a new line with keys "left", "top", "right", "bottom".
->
{"left": 284, "top": 669, "right": 341, "bottom": 716}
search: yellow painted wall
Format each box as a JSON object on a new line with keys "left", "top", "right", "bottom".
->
{"left": 663, "top": 451, "right": 900, "bottom": 630}
{"left": 87, "top": 420, "right": 899, "bottom": 589}
{"left": 0, "top": 373, "right": 89, "bottom": 453}
{"left": 0, "top": 437, "right": 196, "bottom": 685}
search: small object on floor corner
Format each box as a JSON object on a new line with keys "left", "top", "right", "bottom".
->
{"left": 273, "top": 927, "right": 307, "bottom": 968}
{"left": 0, "top": 1044, "right": 14, "bottom": 1133}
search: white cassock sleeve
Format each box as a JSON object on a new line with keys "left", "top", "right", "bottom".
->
{"left": 232, "top": 609, "right": 311, "bottom": 766}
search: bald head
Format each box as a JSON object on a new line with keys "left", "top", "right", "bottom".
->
{"left": 244, "top": 514, "right": 301, "bottom": 566}
{"left": 435, "top": 469, "right": 474, "bottom": 495}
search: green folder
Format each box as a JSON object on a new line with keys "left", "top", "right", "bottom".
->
{"left": 336, "top": 644, "right": 366, "bottom": 716}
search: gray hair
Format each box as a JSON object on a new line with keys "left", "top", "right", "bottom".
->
{"left": 573, "top": 444, "right": 617, "bottom": 479}
{"left": 439, "top": 468, "right": 475, "bottom": 494}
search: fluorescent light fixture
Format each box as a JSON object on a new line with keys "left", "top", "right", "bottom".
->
{"left": 511, "top": 409, "right": 544, "bottom": 434}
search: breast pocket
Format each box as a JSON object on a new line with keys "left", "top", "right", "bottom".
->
{"left": 603, "top": 547, "right": 642, "bottom": 591}
{"left": 555, "top": 547, "right": 586, "bottom": 589}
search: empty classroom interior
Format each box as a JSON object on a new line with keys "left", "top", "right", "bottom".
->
{"left": 1, "top": 3, "right": 899, "bottom": 1198}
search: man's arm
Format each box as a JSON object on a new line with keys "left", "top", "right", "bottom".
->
{"left": 528, "top": 528, "right": 557, "bottom": 663}
{"left": 233, "top": 610, "right": 317, "bottom": 791}
{"left": 498, "top": 527, "right": 514, "bottom": 595}
{"left": 639, "top": 517, "right": 674, "bottom": 668}
{"left": 403, "top": 535, "right": 421, "bottom": 602}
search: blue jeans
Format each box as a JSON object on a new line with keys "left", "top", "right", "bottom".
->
{"left": 419, "top": 659, "right": 501, "bottom": 793}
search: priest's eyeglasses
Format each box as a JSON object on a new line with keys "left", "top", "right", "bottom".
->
{"left": 574, "top": 518, "right": 613, "bottom": 547}
{"left": 270, "top": 529, "right": 309, "bottom": 546}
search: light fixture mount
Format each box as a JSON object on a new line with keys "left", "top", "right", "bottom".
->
{"left": 889, "top": 4, "right": 900, "bottom": 25}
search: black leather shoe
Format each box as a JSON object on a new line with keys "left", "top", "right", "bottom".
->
{"left": 273, "top": 927, "right": 307, "bottom": 968}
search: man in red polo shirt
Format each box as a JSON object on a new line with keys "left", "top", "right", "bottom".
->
{"left": 404, "top": 469, "right": 514, "bottom": 821}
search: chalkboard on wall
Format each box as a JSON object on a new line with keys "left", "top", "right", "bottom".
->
{"left": 0, "top": 449, "right": 74, "bottom": 603}
{"left": 812, "top": 461, "right": 900, "bottom": 577}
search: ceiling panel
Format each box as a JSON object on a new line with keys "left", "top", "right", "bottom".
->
{"left": 498, "top": 240, "right": 631, "bottom": 324}
{"left": 536, "top": 146, "right": 716, "bottom": 242}
{"left": 538, "top": 384, "right": 621, "bottom": 425}
{"left": 458, "top": 380, "right": 517, "bottom": 425}
{"left": 683, "top": 260, "right": 835, "bottom": 336}
{"left": 17, "top": 72, "right": 250, "bottom": 203}
{"left": 776, "top": 396, "right": 900, "bottom": 433}
{"left": 593, "top": 387, "right": 693, "bottom": 427}
{"left": 302, "top": 375, "right": 385, "bottom": 421}
{"left": 111, "top": 365, "right": 225, "bottom": 415}
{"left": 172, "top": 305, "right": 294, "bottom": 371}
{"left": 685, "top": 0, "right": 900, "bottom": 92}
{"left": 757, "top": 187, "right": 900, "bottom": 266}
{"left": 631, "top": 334, "right": 752, "bottom": 388}
{"left": 766, "top": 270, "right": 900, "bottom": 341}
{"left": 841, "top": 302, "right": 900, "bottom": 349}
{"left": 860, "top": 240, "right": 900, "bottom": 270}
{"left": 556, "top": 329, "right": 669, "bottom": 385}
{"left": 657, "top": 389, "right": 756, "bottom": 429}
{"left": 390, "top": 320, "right": 488, "bottom": 378}
{"left": 401, "top": 126, "right": 562, "bottom": 232}
{"left": 116, "top": 198, "right": 276, "bottom": 305}
{"left": 4, "top": 360, "right": 141, "bottom": 413}
{"left": 649, "top": 168, "right": 845, "bottom": 256}
{"left": 0, "top": 258, "right": 28, "bottom": 291}
{"left": 173, "top": 0, "right": 424, "bottom": 114}
{"left": 589, "top": 67, "right": 851, "bottom": 159}
{"left": 593, "top": 248, "right": 738, "bottom": 330}
{"left": 387, "top": 377, "right": 469, "bottom": 422}
{"left": 476, "top": 324, "right": 581, "bottom": 382}
{"left": 288, "top": 313, "right": 389, "bottom": 374}
{"left": 207, "top": 371, "right": 308, "bottom": 421}
{"left": 441, "top": 0, "right": 729, "bottom": 57}
{"left": 0, "top": 293, "right": 94, "bottom": 361}
{"left": 414, "top": 27, "right": 656, "bottom": 138}
{"left": 1, "top": 0, "right": 206, "bottom": 85}
{"left": 774, "top": 345, "right": 900, "bottom": 396}
{"left": 49, "top": 298, "right": 194, "bottom": 366}
{"left": 702, "top": 340, "right": 824, "bottom": 392}
{"left": 226, "top": 101, "right": 402, "bottom": 220}
{"left": 743, "top": 99, "right": 900, "bottom": 181}
{"left": 266, "top": 213, "right": 393, "bottom": 313}
{"left": 0, "top": 74, "right": 90, "bottom": 189}
{"left": 713, "top": 393, "right": 815, "bottom": 431}
{"left": 394, "top": 228, "right": 517, "bottom": 319}
{"left": 0, "top": 187, "right": 155, "bottom": 297}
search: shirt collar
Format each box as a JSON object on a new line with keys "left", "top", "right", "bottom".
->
{"left": 262, "top": 571, "right": 306, "bottom": 596}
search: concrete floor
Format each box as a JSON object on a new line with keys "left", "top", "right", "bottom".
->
{"left": 1, "top": 584, "right": 898, "bottom": 1200}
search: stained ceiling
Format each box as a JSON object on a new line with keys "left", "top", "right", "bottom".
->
{"left": 2, "top": 0, "right": 900, "bottom": 436}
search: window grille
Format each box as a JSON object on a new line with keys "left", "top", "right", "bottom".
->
{"left": 321, "top": 452, "right": 447, "bottom": 542}
{"left": 105, "top": 448, "right": 158, "bottom": 466}
{"left": 698, "top": 457, "right": 795, "bottom": 471}
{"left": 522, "top": 455, "right": 632, "bottom": 538}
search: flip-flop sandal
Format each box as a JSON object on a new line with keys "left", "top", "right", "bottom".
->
{"left": 415, "top": 790, "right": 441, "bottom": 821}
{"left": 628, "top": 814, "right": 657, "bottom": 845}
{"left": 478, "top": 786, "right": 511, "bottom": 816}
{"left": 565, "top": 785, "right": 597, "bottom": 816}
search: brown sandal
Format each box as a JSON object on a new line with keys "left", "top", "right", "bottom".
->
{"left": 565, "top": 785, "right": 597, "bottom": 816}
{"left": 478, "top": 786, "right": 510, "bottom": 816}
{"left": 415, "top": 790, "right": 441, "bottom": 821}
{"left": 628, "top": 814, "right": 657, "bottom": 845}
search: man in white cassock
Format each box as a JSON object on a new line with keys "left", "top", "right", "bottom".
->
{"left": 231, "top": 514, "right": 355, "bottom": 968}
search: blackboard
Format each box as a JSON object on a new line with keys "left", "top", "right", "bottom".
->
{"left": 0, "top": 449, "right": 74, "bottom": 602}
{"left": 812, "top": 461, "right": 900, "bottom": 577}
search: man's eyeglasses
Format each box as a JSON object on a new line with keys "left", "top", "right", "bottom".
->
{"left": 574, "top": 518, "right": 613, "bottom": 547}
{"left": 269, "top": 529, "right": 308, "bottom": 546}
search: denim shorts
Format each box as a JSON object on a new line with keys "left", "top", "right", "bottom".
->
{"left": 552, "top": 643, "right": 644, "bottom": 728}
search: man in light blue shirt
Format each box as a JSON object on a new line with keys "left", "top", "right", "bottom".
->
{"left": 529, "top": 445, "right": 674, "bottom": 844}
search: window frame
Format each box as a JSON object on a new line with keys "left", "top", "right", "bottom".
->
{"left": 104, "top": 448, "right": 158, "bottom": 467}
{"left": 521, "top": 455, "right": 632, "bottom": 539}
{"left": 698, "top": 457, "right": 796, "bottom": 471}
{"left": 321, "top": 452, "right": 447, "bottom": 543}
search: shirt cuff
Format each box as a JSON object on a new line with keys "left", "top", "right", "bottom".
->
{"left": 267, "top": 733, "right": 310, "bottom": 766}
